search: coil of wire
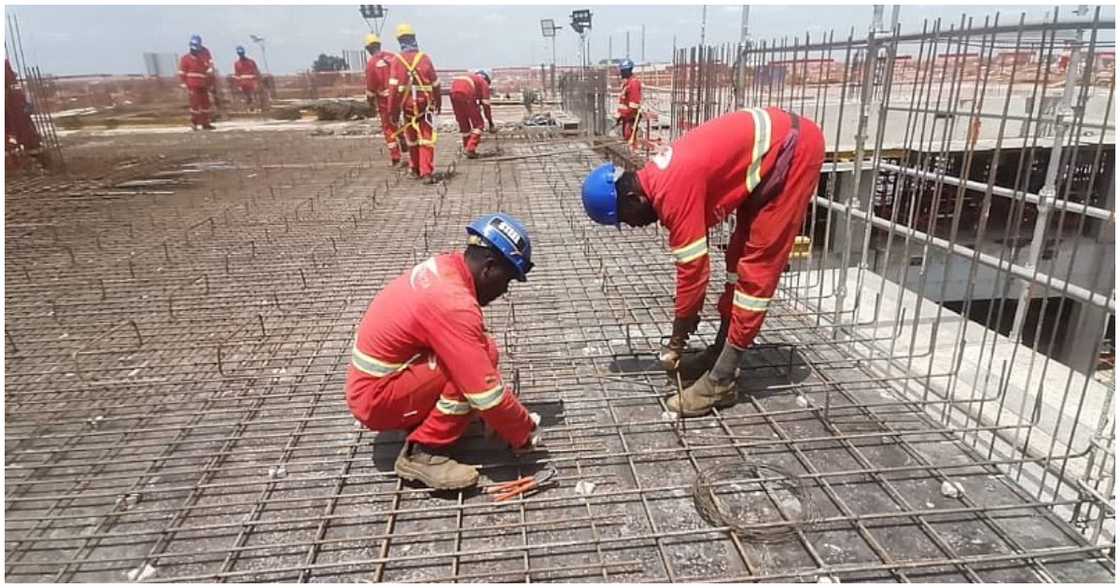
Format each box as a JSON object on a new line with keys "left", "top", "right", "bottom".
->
{"left": 692, "top": 461, "right": 820, "bottom": 543}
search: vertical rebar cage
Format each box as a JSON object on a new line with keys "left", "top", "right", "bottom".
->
{"left": 669, "top": 8, "right": 1116, "bottom": 548}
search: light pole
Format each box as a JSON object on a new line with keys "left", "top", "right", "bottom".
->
{"left": 249, "top": 34, "right": 270, "bottom": 74}
{"left": 359, "top": 4, "right": 387, "bottom": 34}
{"left": 540, "top": 18, "right": 562, "bottom": 96}
{"left": 570, "top": 9, "right": 592, "bottom": 68}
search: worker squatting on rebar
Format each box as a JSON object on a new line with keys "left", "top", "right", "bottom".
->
{"left": 450, "top": 69, "right": 495, "bottom": 158}
{"left": 582, "top": 108, "right": 826, "bottom": 417}
{"left": 178, "top": 34, "right": 217, "bottom": 131}
{"left": 345, "top": 213, "right": 540, "bottom": 490}
{"left": 364, "top": 33, "right": 402, "bottom": 167}
{"left": 615, "top": 59, "right": 642, "bottom": 148}
{"left": 387, "top": 23, "right": 442, "bottom": 184}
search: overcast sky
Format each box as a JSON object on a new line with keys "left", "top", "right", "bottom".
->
{"left": 5, "top": 3, "right": 1115, "bottom": 76}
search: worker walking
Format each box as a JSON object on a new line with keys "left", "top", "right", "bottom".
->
{"left": 232, "top": 46, "right": 261, "bottom": 111}
{"left": 346, "top": 213, "right": 539, "bottom": 490}
{"left": 616, "top": 59, "right": 642, "bottom": 147}
{"left": 581, "top": 108, "right": 825, "bottom": 416}
{"left": 388, "top": 23, "right": 441, "bottom": 183}
{"left": 450, "top": 69, "right": 495, "bottom": 158}
{"left": 364, "top": 33, "right": 401, "bottom": 167}
{"left": 179, "top": 35, "right": 216, "bottom": 130}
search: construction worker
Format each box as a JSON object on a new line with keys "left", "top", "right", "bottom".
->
{"left": 616, "top": 59, "right": 642, "bottom": 147}
{"left": 580, "top": 108, "right": 825, "bottom": 416}
{"left": 232, "top": 46, "right": 261, "bottom": 110}
{"left": 364, "top": 33, "right": 401, "bottom": 167}
{"left": 388, "top": 23, "right": 441, "bottom": 183}
{"left": 5, "top": 58, "right": 42, "bottom": 159}
{"left": 192, "top": 35, "right": 224, "bottom": 118}
{"left": 179, "top": 35, "right": 216, "bottom": 130}
{"left": 450, "top": 69, "right": 495, "bottom": 158}
{"left": 346, "top": 213, "right": 539, "bottom": 490}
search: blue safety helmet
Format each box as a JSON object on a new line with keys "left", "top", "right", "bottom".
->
{"left": 581, "top": 162, "right": 620, "bottom": 226}
{"left": 466, "top": 213, "right": 534, "bottom": 281}
{"left": 236, "top": 45, "right": 246, "bottom": 56}
{"left": 619, "top": 58, "right": 635, "bottom": 72}
{"left": 189, "top": 34, "right": 202, "bottom": 50}
{"left": 476, "top": 69, "right": 491, "bottom": 84}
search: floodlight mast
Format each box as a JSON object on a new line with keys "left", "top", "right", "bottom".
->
{"left": 540, "top": 19, "right": 562, "bottom": 71}
{"left": 249, "top": 34, "right": 270, "bottom": 74}
{"left": 569, "top": 9, "right": 592, "bottom": 68}
{"left": 359, "top": 5, "right": 387, "bottom": 35}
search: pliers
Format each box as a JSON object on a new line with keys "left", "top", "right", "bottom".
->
{"left": 485, "top": 465, "right": 558, "bottom": 502}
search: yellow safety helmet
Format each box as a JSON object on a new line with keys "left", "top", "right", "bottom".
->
{"left": 395, "top": 23, "right": 415, "bottom": 38}
{"left": 364, "top": 33, "right": 381, "bottom": 47}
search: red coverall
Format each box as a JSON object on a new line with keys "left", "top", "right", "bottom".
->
{"left": 179, "top": 52, "right": 214, "bottom": 127}
{"left": 388, "top": 50, "right": 439, "bottom": 178}
{"left": 5, "top": 58, "right": 40, "bottom": 152}
{"left": 450, "top": 73, "right": 492, "bottom": 155}
{"left": 366, "top": 50, "right": 401, "bottom": 164}
{"left": 346, "top": 252, "right": 535, "bottom": 449}
{"left": 637, "top": 108, "right": 825, "bottom": 350}
{"left": 617, "top": 76, "right": 642, "bottom": 146}
{"left": 233, "top": 56, "right": 260, "bottom": 105}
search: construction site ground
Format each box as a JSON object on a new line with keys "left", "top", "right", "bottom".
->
{"left": 4, "top": 114, "right": 1114, "bottom": 582}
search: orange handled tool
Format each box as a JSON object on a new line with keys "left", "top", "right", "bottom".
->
{"left": 485, "top": 465, "right": 557, "bottom": 502}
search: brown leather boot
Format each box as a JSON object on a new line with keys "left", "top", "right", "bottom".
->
{"left": 671, "top": 345, "right": 721, "bottom": 386}
{"left": 665, "top": 371, "right": 737, "bottom": 417}
{"left": 394, "top": 442, "right": 479, "bottom": 490}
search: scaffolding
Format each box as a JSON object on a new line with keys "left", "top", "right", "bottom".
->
{"left": 3, "top": 6, "right": 1116, "bottom": 584}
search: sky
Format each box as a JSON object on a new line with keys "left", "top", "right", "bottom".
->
{"left": 4, "top": 3, "right": 1115, "bottom": 76}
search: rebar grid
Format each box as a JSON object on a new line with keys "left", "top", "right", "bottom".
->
{"left": 5, "top": 33, "right": 1115, "bottom": 581}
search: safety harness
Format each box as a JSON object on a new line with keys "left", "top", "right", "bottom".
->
{"left": 392, "top": 51, "right": 438, "bottom": 146}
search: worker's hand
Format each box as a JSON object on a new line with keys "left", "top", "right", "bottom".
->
{"left": 660, "top": 316, "right": 699, "bottom": 370}
{"left": 511, "top": 412, "right": 541, "bottom": 456}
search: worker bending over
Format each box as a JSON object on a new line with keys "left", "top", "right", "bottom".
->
{"left": 232, "top": 46, "right": 261, "bottom": 110}
{"left": 616, "top": 59, "right": 642, "bottom": 147}
{"left": 179, "top": 35, "right": 215, "bottom": 130}
{"left": 581, "top": 108, "right": 825, "bottom": 416}
{"left": 364, "top": 33, "right": 401, "bottom": 167}
{"left": 346, "top": 213, "right": 539, "bottom": 490}
{"left": 388, "top": 23, "right": 441, "bottom": 183}
{"left": 450, "top": 69, "right": 495, "bottom": 158}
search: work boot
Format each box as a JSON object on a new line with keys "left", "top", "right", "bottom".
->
{"left": 465, "top": 151, "right": 478, "bottom": 159}
{"left": 202, "top": 123, "right": 216, "bottom": 131}
{"left": 394, "top": 442, "right": 479, "bottom": 490}
{"left": 665, "top": 371, "right": 736, "bottom": 417}
{"left": 671, "top": 345, "right": 721, "bottom": 386}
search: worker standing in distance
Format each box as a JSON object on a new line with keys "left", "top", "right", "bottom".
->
{"left": 179, "top": 35, "right": 215, "bottom": 130}
{"left": 232, "top": 46, "right": 261, "bottom": 111}
{"left": 346, "top": 213, "right": 540, "bottom": 490}
{"left": 450, "top": 69, "right": 495, "bottom": 158}
{"left": 388, "top": 23, "right": 441, "bottom": 183}
{"left": 616, "top": 59, "right": 642, "bottom": 147}
{"left": 580, "top": 108, "right": 825, "bottom": 416}
{"left": 364, "top": 33, "right": 402, "bottom": 167}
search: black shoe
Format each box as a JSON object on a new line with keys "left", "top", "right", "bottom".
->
{"left": 202, "top": 123, "right": 216, "bottom": 130}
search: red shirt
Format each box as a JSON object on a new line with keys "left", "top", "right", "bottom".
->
{"left": 637, "top": 108, "right": 796, "bottom": 319}
{"left": 618, "top": 77, "right": 642, "bottom": 118}
{"left": 388, "top": 49, "right": 439, "bottom": 117}
{"left": 450, "top": 72, "right": 492, "bottom": 120}
{"left": 233, "top": 57, "right": 260, "bottom": 89}
{"left": 349, "top": 252, "right": 534, "bottom": 446}
{"left": 365, "top": 50, "right": 394, "bottom": 98}
{"left": 179, "top": 52, "right": 213, "bottom": 90}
